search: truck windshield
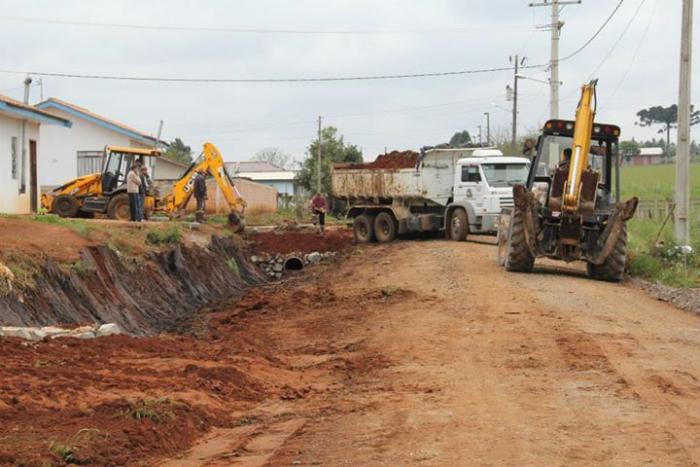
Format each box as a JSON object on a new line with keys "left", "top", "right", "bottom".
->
{"left": 481, "top": 163, "right": 529, "bottom": 187}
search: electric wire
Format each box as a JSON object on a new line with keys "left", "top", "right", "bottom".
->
{"left": 559, "top": 0, "right": 625, "bottom": 62}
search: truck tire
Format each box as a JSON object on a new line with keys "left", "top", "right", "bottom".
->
{"left": 353, "top": 214, "right": 375, "bottom": 243}
{"left": 586, "top": 224, "right": 627, "bottom": 282}
{"left": 374, "top": 212, "right": 397, "bottom": 243}
{"left": 449, "top": 209, "right": 468, "bottom": 241}
{"left": 505, "top": 206, "right": 534, "bottom": 273}
{"left": 107, "top": 193, "right": 131, "bottom": 221}
{"left": 52, "top": 194, "right": 80, "bottom": 218}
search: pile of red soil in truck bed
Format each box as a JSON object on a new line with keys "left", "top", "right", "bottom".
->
{"left": 341, "top": 150, "right": 419, "bottom": 170}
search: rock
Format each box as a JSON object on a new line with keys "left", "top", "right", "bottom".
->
{"left": 307, "top": 252, "right": 322, "bottom": 263}
{"left": 272, "top": 263, "right": 284, "bottom": 273}
{"left": 1, "top": 327, "right": 39, "bottom": 341}
{"left": 96, "top": 323, "right": 122, "bottom": 337}
{"left": 250, "top": 256, "right": 260, "bottom": 264}
{"left": 274, "top": 273, "right": 282, "bottom": 279}
{"left": 73, "top": 331, "right": 96, "bottom": 339}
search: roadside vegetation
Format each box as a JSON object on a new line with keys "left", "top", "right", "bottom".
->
{"left": 620, "top": 162, "right": 700, "bottom": 200}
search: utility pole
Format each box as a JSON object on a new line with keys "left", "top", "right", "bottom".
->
{"left": 511, "top": 55, "right": 520, "bottom": 155}
{"left": 317, "top": 116, "right": 322, "bottom": 193}
{"left": 484, "top": 112, "right": 491, "bottom": 145}
{"left": 20, "top": 75, "right": 32, "bottom": 195}
{"left": 477, "top": 125, "right": 483, "bottom": 146}
{"left": 529, "top": 0, "right": 581, "bottom": 119}
{"left": 675, "top": 0, "right": 693, "bottom": 244}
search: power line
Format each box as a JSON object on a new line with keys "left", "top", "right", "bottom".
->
{"left": 0, "top": 64, "right": 543, "bottom": 84}
{"left": 559, "top": 0, "right": 625, "bottom": 62}
{"left": 0, "top": 15, "right": 533, "bottom": 35}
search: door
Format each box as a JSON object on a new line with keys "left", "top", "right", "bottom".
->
{"left": 29, "top": 140, "right": 37, "bottom": 213}
{"left": 454, "top": 164, "right": 484, "bottom": 202}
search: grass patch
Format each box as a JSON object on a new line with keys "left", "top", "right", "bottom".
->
{"left": 627, "top": 217, "right": 700, "bottom": 288}
{"left": 226, "top": 258, "right": 240, "bottom": 277}
{"left": 126, "top": 398, "right": 187, "bottom": 423}
{"left": 29, "top": 214, "right": 92, "bottom": 238}
{"left": 145, "top": 225, "right": 182, "bottom": 245}
{"left": 621, "top": 163, "right": 700, "bottom": 200}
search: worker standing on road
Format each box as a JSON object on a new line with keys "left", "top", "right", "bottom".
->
{"left": 139, "top": 165, "right": 151, "bottom": 221}
{"left": 310, "top": 192, "right": 327, "bottom": 234}
{"left": 126, "top": 163, "right": 142, "bottom": 222}
{"left": 194, "top": 169, "right": 208, "bottom": 223}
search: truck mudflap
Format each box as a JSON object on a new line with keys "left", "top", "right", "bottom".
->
{"left": 512, "top": 184, "right": 540, "bottom": 257}
{"left": 589, "top": 197, "right": 639, "bottom": 266}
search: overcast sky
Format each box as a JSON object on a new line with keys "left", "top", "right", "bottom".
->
{"left": 0, "top": 0, "right": 696, "bottom": 164}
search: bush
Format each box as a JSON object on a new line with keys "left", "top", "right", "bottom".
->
{"left": 145, "top": 226, "right": 181, "bottom": 245}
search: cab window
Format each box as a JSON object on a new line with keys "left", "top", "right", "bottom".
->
{"left": 461, "top": 165, "right": 481, "bottom": 182}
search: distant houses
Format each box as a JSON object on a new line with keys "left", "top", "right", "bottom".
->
{"left": 622, "top": 147, "right": 664, "bottom": 166}
{"left": 226, "top": 161, "right": 304, "bottom": 203}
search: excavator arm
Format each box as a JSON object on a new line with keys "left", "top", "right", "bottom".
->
{"left": 563, "top": 79, "right": 597, "bottom": 215}
{"left": 162, "top": 142, "right": 246, "bottom": 231}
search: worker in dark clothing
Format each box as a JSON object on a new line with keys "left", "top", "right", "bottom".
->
{"left": 138, "top": 165, "right": 151, "bottom": 221}
{"left": 310, "top": 192, "right": 327, "bottom": 233}
{"left": 194, "top": 169, "right": 207, "bottom": 223}
{"left": 558, "top": 148, "right": 573, "bottom": 170}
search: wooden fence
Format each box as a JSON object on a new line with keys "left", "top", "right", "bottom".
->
{"left": 635, "top": 199, "right": 700, "bottom": 222}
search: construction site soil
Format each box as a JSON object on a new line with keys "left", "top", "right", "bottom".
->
{"left": 2, "top": 218, "right": 700, "bottom": 465}
{"left": 341, "top": 150, "right": 419, "bottom": 170}
{"left": 247, "top": 229, "right": 353, "bottom": 255}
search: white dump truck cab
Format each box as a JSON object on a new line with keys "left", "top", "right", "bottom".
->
{"left": 450, "top": 155, "right": 531, "bottom": 234}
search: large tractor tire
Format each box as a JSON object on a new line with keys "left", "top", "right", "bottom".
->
{"left": 107, "top": 193, "right": 131, "bottom": 221}
{"left": 52, "top": 194, "right": 80, "bottom": 218}
{"left": 505, "top": 206, "right": 535, "bottom": 273}
{"left": 449, "top": 208, "right": 468, "bottom": 241}
{"left": 496, "top": 212, "right": 511, "bottom": 267}
{"left": 353, "top": 214, "right": 375, "bottom": 243}
{"left": 374, "top": 212, "right": 397, "bottom": 243}
{"left": 587, "top": 224, "right": 627, "bottom": 282}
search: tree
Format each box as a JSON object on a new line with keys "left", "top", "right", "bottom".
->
{"left": 296, "top": 126, "right": 363, "bottom": 195}
{"left": 449, "top": 130, "right": 472, "bottom": 146}
{"left": 636, "top": 104, "right": 700, "bottom": 158}
{"left": 163, "top": 138, "right": 193, "bottom": 165}
{"left": 252, "top": 147, "right": 292, "bottom": 169}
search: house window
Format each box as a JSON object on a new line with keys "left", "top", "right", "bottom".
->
{"left": 10, "top": 136, "right": 17, "bottom": 179}
{"left": 461, "top": 165, "right": 481, "bottom": 182}
{"left": 77, "top": 151, "right": 105, "bottom": 177}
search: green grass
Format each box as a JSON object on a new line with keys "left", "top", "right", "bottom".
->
{"left": 627, "top": 217, "right": 700, "bottom": 288}
{"left": 620, "top": 162, "right": 700, "bottom": 201}
{"left": 29, "top": 214, "right": 92, "bottom": 237}
{"left": 145, "top": 225, "right": 182, "bottom": 245}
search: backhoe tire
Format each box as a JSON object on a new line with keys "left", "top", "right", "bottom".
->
{"left": 505, "top": 206, "right": 534, "bottom": 273}
{"left": 586, "top": 224, "right": 627, "bottom": 283}
{"left": 353, "top": 214, "right": 375, "bottom": 243}
{"left": 449, "top": 209, "right": 468, "bottom": 241}
{"left": 374, "top": 212, "right": 397, "bottom": 243}
{"left": 107, "top": 193, "right": 131, "bottom": 221}
{"left": 52, "top": 195, "right": 80, "bottom": 218}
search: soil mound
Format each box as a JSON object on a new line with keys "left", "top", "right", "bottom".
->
{"left": 340, "top": 150, "right": 419, "bottom": 170}
{"left": 248, "top": 230, "right": 353, "bottom": 255}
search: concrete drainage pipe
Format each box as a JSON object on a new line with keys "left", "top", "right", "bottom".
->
{"left": 283, "top": 256, "right": 304, "bottom": 271}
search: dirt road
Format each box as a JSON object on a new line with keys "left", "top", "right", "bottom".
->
{"left": 2, "top": 235, "right": 700, "bottom": 466}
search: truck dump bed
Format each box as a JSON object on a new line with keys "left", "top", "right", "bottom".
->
{"left": 331, "top": 151, "right": 422, "bottom": 199}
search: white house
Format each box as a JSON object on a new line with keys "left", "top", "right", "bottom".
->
{"left": 35, "top": 98, "right": 170, "bottom": 189}
{"left": 0, "top": 95, "right": 71, "bottom": 214}
{"left": 226, "top": 161, "right": 302, "bottom": 200}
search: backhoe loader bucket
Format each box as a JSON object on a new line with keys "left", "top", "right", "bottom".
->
{"left": 228, "top": 213, "right": 246, "bottom": 233}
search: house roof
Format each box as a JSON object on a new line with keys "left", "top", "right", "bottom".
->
{"left": 0, "top": 95, "right": 71, "bottom": 127}
{"left": 228, "top": 161, "right": 287, "bottom": 172}
{"left": 638, "top": 147, "right": 664, "bottom": 156}
{"left": 36, "top": 97, "right": 165, "bottom": 147}
{"left": 225, "top": 161, "right": 297, "bottom": 181}
{"left": 237, "top": 171, "right": 297, "bottom": 181}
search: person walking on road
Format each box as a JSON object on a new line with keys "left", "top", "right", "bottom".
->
{"left": 310, "top": 192, "right": 327, "bottom": 233}
{"left": 126, "top": 163, "right": 142, "bottom": 222}
{"left": 194, "top": 169, "right": 208, "bottom": 223}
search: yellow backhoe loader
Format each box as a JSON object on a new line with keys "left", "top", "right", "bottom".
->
{"left": 498, "top": 80, "right": 638, "bottom": 281}
{"left": 41, "top": 142, "right": 246, "bottom": 232}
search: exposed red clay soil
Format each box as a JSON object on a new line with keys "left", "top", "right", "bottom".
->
{"left": 247, "top": 229, "right": 354, "bottom": 254}
{"left": 0, "top": 217, "right": 95, "bottom": 262}
{"left": 340, "top": 150, "right": 419, "bottom": 170}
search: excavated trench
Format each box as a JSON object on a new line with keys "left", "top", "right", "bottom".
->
{"left": 0, "top": 236, "right": 265, "bottom": 335}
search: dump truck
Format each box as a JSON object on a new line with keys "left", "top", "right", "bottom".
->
{"left": 498, "top": 80, "right": 638, "bottom": 281}
{"left": 331, "top": 147, "right": 531, "bottom": 242}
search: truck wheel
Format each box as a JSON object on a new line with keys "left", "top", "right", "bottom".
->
{"left": 586, "top": 224, "right": 627, "bottom": 282}
{"left": 505, "top": 206, "right": 534, "bottom": 273}
{"left": 353, "top": 214, "right": 375, "bottom": 243}
{"left": 449, "top": 209, "right": 468, "bottom": 241}
{"left": 107, "top": 193, "right": 131, "bottom": 221}
{"left": 52, "top": 195, "right": 80, "bottom": 218}
{"left": 374, "top": 212, "right": 397, "bottom": 243}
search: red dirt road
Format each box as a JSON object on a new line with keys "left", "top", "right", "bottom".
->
{"left": 2, "top": 238, "right": 700, "bottom": 465}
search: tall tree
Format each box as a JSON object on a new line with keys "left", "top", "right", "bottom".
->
{"left": 296, "top": 126, "right": 362, "bottom": 194}
{"left": 636, "top": 105, "right": 700, "bottom": 158}
{"left": 449, "top": 130, "right": 472, "bottom": 146}
{"left": 163, "top": 138, "right": 193, "bottom": 165}
{"left": 252, "top": 147, "right": 292, "bottom": 169}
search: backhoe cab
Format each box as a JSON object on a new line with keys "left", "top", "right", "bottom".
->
{"left": 498, "top": 80, "right": 638, "bottom": 281}
{"left": 42, "top": 146, "right": 161, "bottom": 220}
